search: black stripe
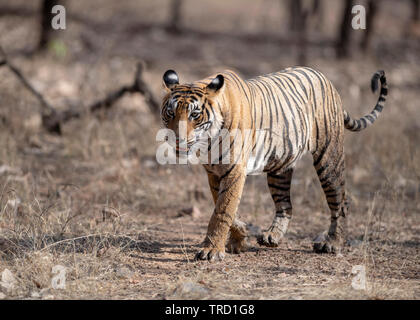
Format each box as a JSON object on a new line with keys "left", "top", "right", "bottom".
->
{"left": 374, "top": 104, "right": 383, "bottom": 112}
{"left": 220, "top": 164, "right": 236, "bottom": 180}
{"left": 268, "top": 183, "right": 290, "bottom": 192}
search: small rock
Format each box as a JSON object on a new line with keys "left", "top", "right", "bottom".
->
{"left": 141, "top": 155, "right": 158, "bottom": 169}
{"left": 174, "top": 281, "right": 209, "bottom": 297}
{"left": 40, "top": 288, "right": 51, "bottom": 296}
{"left": 143, "top": 159, "right": 157, "bottom": 169}
{"left": 1, "top": 269, "right": 17, "bottom": 291}
{"left": 177, "top": 206, "right": 201, "bottom": 219}
{"left": 56, "top": 79, "right": 77, "bottom": 96}
{"left": 31, "top": 291, "right": 41, "bottom": 298}
{"left": 24, "top": 114, "right": 42, "bottom": 130}
{"left": 116, "top": 267, "right": 134, "bottom": 279}
{"left": 121, "top": 158, "right": 138, "bottom": 169}
{"left": 395, "top": 174, "right": 407, "bottom": 188}
{"left": 0, "top": 292, "right": 6, "bottom": 299}
{"left": 6, "top": 198, "right": 23, "bottom": 217}
{"left": 0, "top": 165, "right": 20, "bottom": 176}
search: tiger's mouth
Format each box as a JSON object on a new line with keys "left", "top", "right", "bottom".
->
{"left": 175, "top": 145, "right": 189, "bottom": 152}
{"left": 175, "top": 139, "right": 196, "bottom": 153}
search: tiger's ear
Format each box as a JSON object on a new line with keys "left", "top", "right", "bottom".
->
{"left": 163, "top": 70, "right": 179, "bottom": 91}
{"left": 206, "top": 75, "right": 224, "bottom": 95}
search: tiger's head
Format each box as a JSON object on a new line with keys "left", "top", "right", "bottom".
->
{"left": 161, "top": 70, "right": 225, "bottom": 154}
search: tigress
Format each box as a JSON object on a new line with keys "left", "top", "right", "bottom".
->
{"left": 160, "top": 67, "right": 387, "bottom": 261}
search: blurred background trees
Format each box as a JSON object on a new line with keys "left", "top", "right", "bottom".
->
{"left": 2, "top": 0, "right": 418, "bottom": 59}
{"left": 0, "top": 0, "right": 419, "bottom": 132}
{"left": 38, "top": 0, "right": 64, "bottom": 51}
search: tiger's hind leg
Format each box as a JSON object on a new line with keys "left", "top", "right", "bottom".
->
{"left": 312, "top": 138, "right": 349, "bottom": 254}
{"left": 258, "top": 168, "right": 293, "bottom": 247}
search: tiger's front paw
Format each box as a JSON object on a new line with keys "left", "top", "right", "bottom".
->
{"left": 195, "top": 247, "right": 225, "bottom": 261}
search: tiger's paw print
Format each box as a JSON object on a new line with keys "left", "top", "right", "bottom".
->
{"left": 257, "top": 227, "right": 284, "bottom": 247}
{"left": 312, "top": 232, "right": 342, "bottom": 254}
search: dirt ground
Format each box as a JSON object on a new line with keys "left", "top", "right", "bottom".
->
{"left": 0, "top": 0, "right": 419, "bottom": 299}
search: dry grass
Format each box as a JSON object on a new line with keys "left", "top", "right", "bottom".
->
{"left": 0, "top": 0, "right": 419, "bottom": 300}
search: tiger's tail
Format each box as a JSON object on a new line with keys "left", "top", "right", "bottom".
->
{"left": 343, "top": 70, "right": 387, "bottom": 132}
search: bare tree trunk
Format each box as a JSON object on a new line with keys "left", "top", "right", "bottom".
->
{"left": 39, "top": 0, "right": 54, "bottom": 50}
{"left": 288, "top": 0, "right": 302, "bottom": 32}
{"left": 312, "top": 0, "right": 321, "bottom": 14}
{"left": 412, "top": 0, "right": 420, "bottom": 22}
{"left": 287, "top": 0, "right": 312, "bottom": 65}
{"left": 297, "top": 9, "right": 309, "bottom": 65}
{"left": 336, "top": 0, "right": 354, "bottom": 58}
{"left": 312, "top": 0, "right": 324, "bottom": 31}
{"left": 38, "top": 0, "right": 63, "bottom": 50}
{"left": 360, "top": 0, "right": 378, "bottom": 52}
{"left": 167, "top": 0, "right": 183, "bottom": 33}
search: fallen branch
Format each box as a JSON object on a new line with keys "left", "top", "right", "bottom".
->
{"left": 89, "top": 61, "right": 161, "bottom": 119}
{"left": 42, "top": 61, "right": 161, "bottom": 132}
{"left": 0, "top": 46, "right": 160, "bottom": 134}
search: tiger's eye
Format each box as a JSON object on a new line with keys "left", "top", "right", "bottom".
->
{"left": 190, "top": 111, "right": 200, "bottom": 119}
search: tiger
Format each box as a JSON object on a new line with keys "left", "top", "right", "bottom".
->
{"left": 160, "top": 66, "right": 387, "bottom": 261}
